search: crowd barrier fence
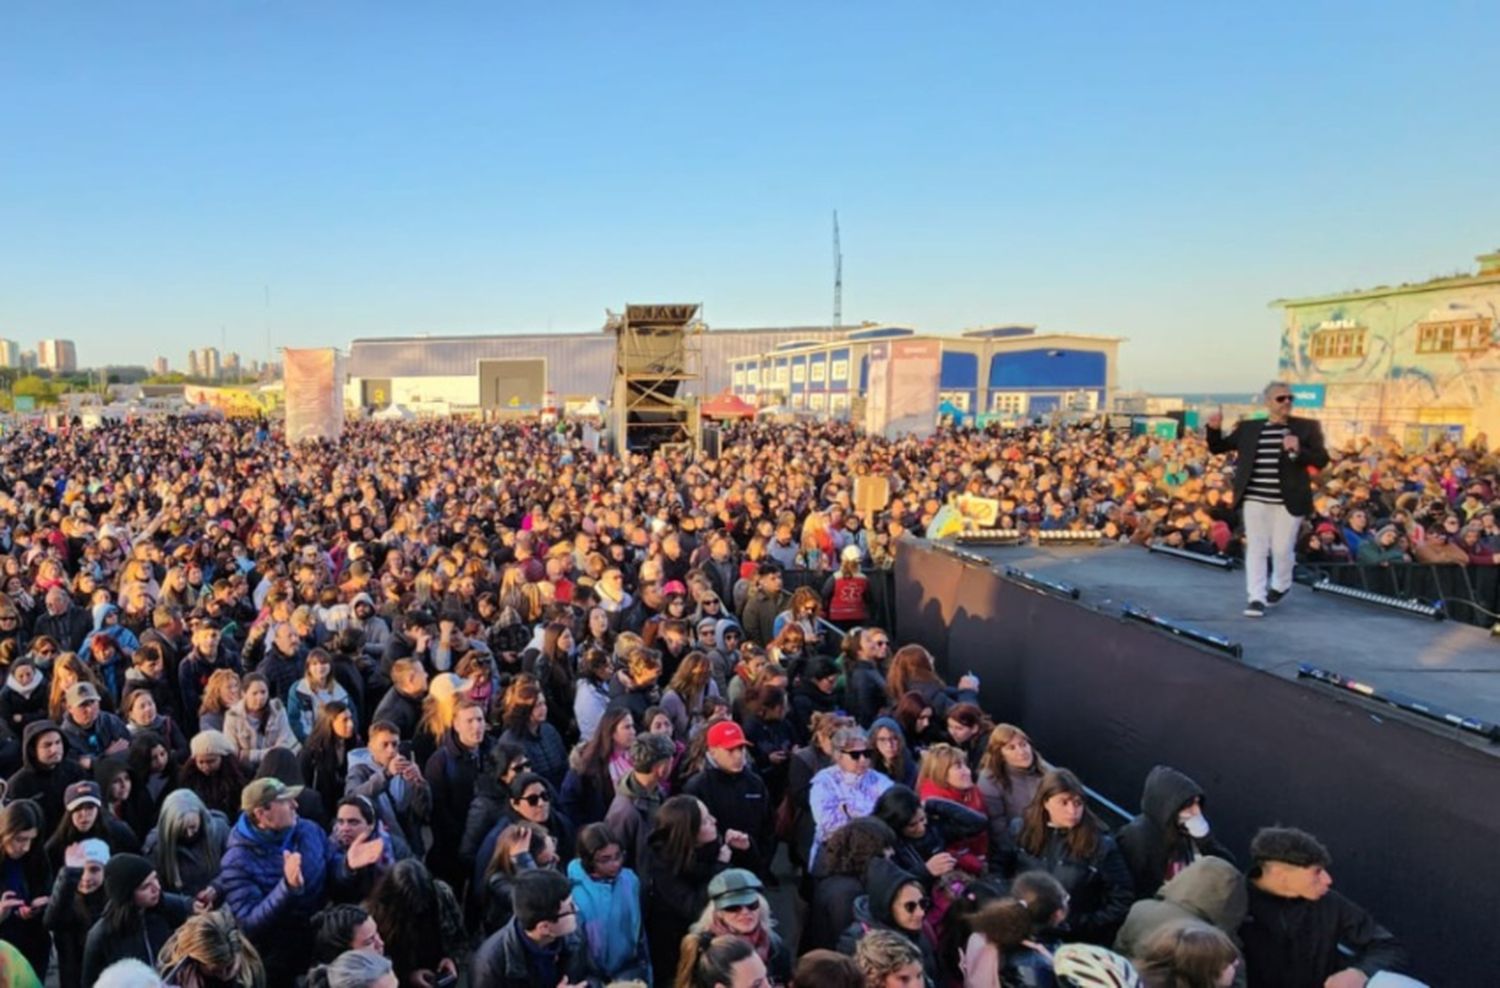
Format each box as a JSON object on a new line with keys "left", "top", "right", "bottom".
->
{"left": 1297, "top": 560, "right": 1500, "bottom": 627}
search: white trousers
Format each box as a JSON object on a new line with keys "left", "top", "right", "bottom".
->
{"left": 1243, "top": 498, "right": 1302, "bottom": 603}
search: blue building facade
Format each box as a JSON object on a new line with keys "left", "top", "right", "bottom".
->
{"left": 730, "top": 325, "right": 1118, "bottom": 421}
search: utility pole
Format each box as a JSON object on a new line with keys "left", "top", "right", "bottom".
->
{"left": 833, "top": 210, "right": 843, "bottom": 329}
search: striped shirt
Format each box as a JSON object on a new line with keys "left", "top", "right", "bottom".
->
{"left": 1244, "top": 423, "right": 1288, "bottom": 503}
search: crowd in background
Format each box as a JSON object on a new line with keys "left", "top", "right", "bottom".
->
{"left": 0, "top": 414, "right": 1448, "bottom": 988}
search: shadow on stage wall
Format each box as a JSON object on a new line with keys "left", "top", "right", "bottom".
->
{"left": 895, "top": 540, "right": 1500, "bottom": 987}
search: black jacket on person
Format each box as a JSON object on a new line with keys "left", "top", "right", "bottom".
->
{"left": 845, "top": 661, "right": 888, "bottom": 727}
{"left": 43, "top": 865, "right": 107, "bottom": 988}
{"left": 604, "top": 681, "right": 660, "bottom": 732}
{"left": 34, "top": 605, "right": 92, "bottom": 652}
{"left": 1116, "top": 765, "right": 1235, "bottom": 899}
{"left": 497, "top": 721, "right": 569, "bottom": 790}
{"left": 424, "top": 730, "right": 492, "bottom": 885}
{"left": 642, "top": 837, "right": 727, "bottom": 981}
{"left": 470, "top": 916, "right": 602, "bottom": 988}
{"left": 370, "top": 686, "right": 423, "bottom": 740}
{"left": 682, "top": 762, "right": 776, "bottom": 876}
{"left": 6, "top": 720, "right": 88, "bottom": 832}
{"left": 801, "top": 872, "right": 863, "bottom": 954}
{"left": 836, "top": 858, "right": 939, "bottom": 978}
{"left": 1014, "top": 828, "right": 1135, "bottom": 945}
{"left": 1240, "top": 884, "right": 1407, "bottom": 988}
{"left": 1205, "top": 414, "right": 1330, "bottom": 518}
{"left": 788, "top": 681, "right": 842, "bottom": 746}
{"left": 80, "top": 894, "right": 194, "bottom": 987}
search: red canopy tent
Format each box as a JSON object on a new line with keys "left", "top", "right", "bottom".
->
{"left": 700, "top": 390, "right": 757, "bottom": 419}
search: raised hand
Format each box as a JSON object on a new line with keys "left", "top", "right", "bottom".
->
{"left": 283, "top": 850, "right": 304, "bottom": 889}
{"left": 64, "top": 841, "right": 89, "bottom": 870}
{"left": 346, "top": 831, "right": 385, "bottom": 870}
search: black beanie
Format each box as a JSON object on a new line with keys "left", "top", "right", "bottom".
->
{"left": 104, "top": 853, "right": 155, "bottom": 905}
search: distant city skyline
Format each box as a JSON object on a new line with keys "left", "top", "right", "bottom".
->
{"left": 2, "top": 4, "right": 1498, "bottom": 392}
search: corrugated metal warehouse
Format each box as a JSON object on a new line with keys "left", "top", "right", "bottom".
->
{"left": 345, "top": 326, "right": 844, "bottom": 411}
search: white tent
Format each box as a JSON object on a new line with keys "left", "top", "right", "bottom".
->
{"left": 372, "top": 403, "right": 416, "bottom": 421}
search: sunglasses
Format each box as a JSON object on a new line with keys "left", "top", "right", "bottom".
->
{"left": 1272, "top": 395, "right": 1294, "bottom": 403}
{"left": 720, "top": 902, "right": 758, "bottom": 914}
{"left": 901, "top": 898, "right": 933, "bottom": 914}
{"left": 842, "top": 749, "right": 872, "bottom": 760}
{"left": 517, "top": 791, "right": 551, "bottom": 806}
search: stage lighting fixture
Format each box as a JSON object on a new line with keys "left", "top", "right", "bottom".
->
{"left": 954, "top": 528, "right": 1025, "bottom": 545}
{"left": 1148, "top": 543, "right": 1238, "bottom": 569}
{"left": 1309, "top": 579, "right": 1445, "bottom": 620}
{"left": 932, "top": 542, "right": 990, "bottom": 567}
{"left": 1036, "top": 529, "right": 1103, "bottom": 543}
{"left": 1298, "top": 663, "right": 1500, "bottom": 743}
{"left": 1003, "top": 566, "right": 1081, "bottom": 600}
{"left": 1121, "top": 604, "right": 1243, "bottom": 658}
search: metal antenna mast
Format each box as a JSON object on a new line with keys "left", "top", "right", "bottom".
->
{"left": 832, "top": 210, "right": 843, "bottom": 328}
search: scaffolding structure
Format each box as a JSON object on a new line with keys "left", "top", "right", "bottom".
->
{"left": 606, "top": 303, "right": 703, "bottom": 455}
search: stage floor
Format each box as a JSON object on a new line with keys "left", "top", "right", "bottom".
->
{"left": 962, "top": 541, "right": 1500, "bottom": 740}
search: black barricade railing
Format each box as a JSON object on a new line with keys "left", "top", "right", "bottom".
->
{"left": 1296, "top": 560, "right": 1499, "bottom": 628}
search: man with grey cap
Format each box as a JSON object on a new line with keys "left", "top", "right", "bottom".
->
{"left": 219, "top": 777, "right": 385, "bottom": 982}
{"left": 604, "top": 731, "right": 676, "bottom": 869}
{"left": 58, "top": 682, "right": 131, "bottom": 771}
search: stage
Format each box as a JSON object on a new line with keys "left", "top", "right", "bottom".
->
{"left": 962, "top": 540, "right": 1500, "bottom": 743}
{"left": 893, "top": 537, "right": 1500, "bottom": 986}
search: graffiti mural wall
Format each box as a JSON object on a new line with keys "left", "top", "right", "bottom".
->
{"left": 1277, "top": 264, "right": 1500, "bottom": 450}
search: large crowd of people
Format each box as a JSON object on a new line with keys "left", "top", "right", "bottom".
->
{"left": 0, "top": 412, "right": 1466, "bottom": 988}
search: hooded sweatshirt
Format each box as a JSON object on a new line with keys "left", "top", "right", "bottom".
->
{"left": 5, "top": 719, "right": 87, "bottom": 831}
{"left": 837, "top": 858, "right": 938, "bottom": 975}
{"left": 566, "top": 857, "right": 649, "bottom": 982}
{"left": 1117, "top": 765, "right": 1235, "bottom": 899}
{"left": 1115, "top": 857, "right": 1248, "bottom": 986}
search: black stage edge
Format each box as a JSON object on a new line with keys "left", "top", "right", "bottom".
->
{"left": 895, "top": 538, "right": 1500, "bottom": 987}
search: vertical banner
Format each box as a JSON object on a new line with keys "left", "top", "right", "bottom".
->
{"left": 864, "top": 342, "right": 890, "bottom": 436}
{"left": 284, "top": 347, "right": 344, "bottom": 443}
{"left": 886, "top": 339, "right": 942, "bottom": 439}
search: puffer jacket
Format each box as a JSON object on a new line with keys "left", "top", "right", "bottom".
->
{"left": 219, "top": 814, "right": 343, "bottom": 959}
{"left": 1116, "top": 764, "right": 1235, "bottom": 899}
{"left": 497, "top": 721, "right": 568, "bottom": 789}
{"left": 567, "top": 857, "right": 650, "bottom": 982}
{"left": 222, "top": 697, "right": 300, "bottom": 768}
{"left": 285, "top": 676, "right": 352, "bottom": 742}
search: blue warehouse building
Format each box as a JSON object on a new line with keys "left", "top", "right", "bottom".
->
{"left": 730, "top": 325, "right": 1119, "bottom": 421}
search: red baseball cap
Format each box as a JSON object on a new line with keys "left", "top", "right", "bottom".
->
{"left": 706, "top": 721, "right": 750, "bottom": 750}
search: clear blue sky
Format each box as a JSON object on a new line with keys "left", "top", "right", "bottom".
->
{"left": 2, "top": 2, "right": 1497, "bottom": 391}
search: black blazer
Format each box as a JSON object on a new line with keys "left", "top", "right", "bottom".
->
{"left": 1206, "top": 415, "right": 1329, "bottom": 517}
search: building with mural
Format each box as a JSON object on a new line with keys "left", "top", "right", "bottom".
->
{"left": 1273, "top": 249, "right": 1500, "bottom": 449}
{"left": 728, "top": 325, "right": 1120, "bottom": 422}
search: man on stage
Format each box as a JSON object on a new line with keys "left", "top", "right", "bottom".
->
{"left": 1206, "top": 381, "right": 1329, "bottom": 617}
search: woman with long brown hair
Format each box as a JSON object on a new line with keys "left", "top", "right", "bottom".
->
{"left": 1013, "top": 769, "right": 1133, "bottom": 945}
{"left": 559, "top": 706, "right": 636, "bottom": 828}
{"left": 885, "top": 644, "right": 980, "bottom": 724}
{"left": 643, "top": 794, "right": 730, "bottom": 979}
{"left": 977, "top": 723, "right": 1051, "bottom": 851}
{"left": 496, "top": 675, "right": 569, "bottom": 788}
